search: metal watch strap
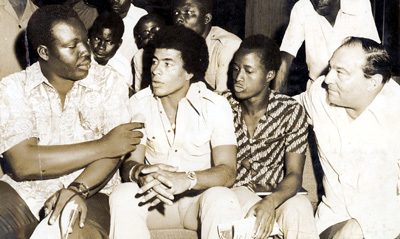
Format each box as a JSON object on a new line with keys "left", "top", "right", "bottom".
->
{"left": 68, "top": 182, "right": 89, "bottom": 199}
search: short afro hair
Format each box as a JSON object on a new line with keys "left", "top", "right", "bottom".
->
{"left": 27, "top": 4, "right": 80, "bottom": 50}
{"left": 152, "top": 25, "right": 209, "bottom": 83}
{"left": 89, "top": 11, "right": 124, "bottom": 41}
{"left": 235, "top": 34, "right": 281, "bottom": 73}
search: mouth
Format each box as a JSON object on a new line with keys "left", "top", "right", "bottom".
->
{"left": 234, "top": 83, "right": 245, "bottom": 93}
{"left": 78, "top": 58, "right": 91, "bottom": 71}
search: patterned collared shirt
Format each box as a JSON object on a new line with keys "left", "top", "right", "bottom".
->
{"left": 223, "top": 91, "right": 308, "bottom": 192}
{"left": 0, "top": 61, "right": 130, "bottom": 217}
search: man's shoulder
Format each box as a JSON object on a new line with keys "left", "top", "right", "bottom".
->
{"left": 291, "top": 0, "right": 316, "bottom": 15}
{"left": 209, "top": 26, "right": 242, "bottom": 47}
{"left": 195, "top": 82, "right": 230, "bottom": 105}
{"left": 131, "top": 87, "right": 153, "bottom": 103}
{"left": 128, "top": 4, "right": 148, "bottom": 17}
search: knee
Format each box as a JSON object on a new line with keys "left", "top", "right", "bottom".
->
{"left": 200, "top": 187, "right": 240, "bottom": 209}
{"left": 109, "top": 182, "right": 140, "bottom": 207}
{"left": 278, "top": 195, "right": 314, "bottom": 218}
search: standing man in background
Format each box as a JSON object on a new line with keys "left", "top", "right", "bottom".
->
{"left": 107, "top": 0, "right": 147, "bottom": 62}
{"left": 173, "top": 0, "right": 241, "bottom": 92}
{"left": 0, "top": 0, "right": 37, "bottom": 79}
{"left": 275, "top": 0, "right": 380, "bottom": 93}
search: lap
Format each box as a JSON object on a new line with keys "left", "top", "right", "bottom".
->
{"left": 30, "top": 192, "right": 110, "bottom": 239}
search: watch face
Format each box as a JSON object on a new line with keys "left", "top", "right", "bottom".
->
{"left": 187, "top": 171, "right": 196, "bottom": 180}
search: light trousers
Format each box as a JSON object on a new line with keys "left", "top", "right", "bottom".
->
{"left": 232, "top": 186, "right": 319, "bottom": 239}
{"left": 109, "top": 183, "right": 242, "bottom": 239}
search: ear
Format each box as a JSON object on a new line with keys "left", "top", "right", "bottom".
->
{"left": 37, "top": 45, "right": 49, "bottom": 61}
{"left": 186, "top": 72, "right": 194, "bottom": 81}
{"left": 266, "top": 70, "right": 276, "bottom": 83}
{"left": 118, "top": 39, "right": 123, "bottom": 47}
{"left": 204, "top": 13, "right": 212, "bottom": 25}
{"left": 367, "top": 74, "right": 383, "bottom": 91}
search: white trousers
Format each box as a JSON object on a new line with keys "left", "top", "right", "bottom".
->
{"left": 109, "top": 183, "right": 242, "bottom": 239}
{"left": 232, "top": 186, "right": 319, "bottom": 239}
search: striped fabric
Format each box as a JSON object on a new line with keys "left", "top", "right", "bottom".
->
{"left": 223, "top": 91, "right": 308, "bottom": 192}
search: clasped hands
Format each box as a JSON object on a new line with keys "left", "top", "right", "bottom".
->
{"left": 136, "top": 164, "right": 190, "bottom": 206}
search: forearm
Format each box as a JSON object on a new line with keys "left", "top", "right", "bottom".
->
{"left": 264, "top": 172, "right": 302, "bottom": 209}
{"left": 70, "top": 157, "right": 122, "bottom": 198}
{"left": 5, "top": 137, "right": 110, "bottom": 180}
{"left": 273, "top": 51, "right": 294, "bottom": 93}
{"left": 194, "top": 163, "right": 236, "bottom": 190}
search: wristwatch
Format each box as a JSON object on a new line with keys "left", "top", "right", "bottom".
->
{"left": 186, "top": 171, "right": 197, "bottom": 190}
{"left": 68, "top": 182, "right": 90, "bottom": 199}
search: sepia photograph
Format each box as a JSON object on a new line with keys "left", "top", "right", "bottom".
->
{"left": 0, "top": 0, "right": 399, "bottom": 238}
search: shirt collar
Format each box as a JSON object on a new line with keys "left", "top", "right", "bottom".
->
{"left": 154, "top": 81, "right": 213, "bottom": 115}
{"left": 25, "top": 61, "right": 100, "bottom": 92}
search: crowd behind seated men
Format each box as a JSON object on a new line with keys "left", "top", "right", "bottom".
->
{"left": 1, "top": 0, "right": 399, "bottom": 238}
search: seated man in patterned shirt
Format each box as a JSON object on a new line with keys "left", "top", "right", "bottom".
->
{"left": 109, "top": 25, "right": 241, "bottom": 239}
{"left": 223, "top": 35, "right": 318, "bottom": 239}
{"left": 0, "top": 5, "right": 142, "bottom": 239}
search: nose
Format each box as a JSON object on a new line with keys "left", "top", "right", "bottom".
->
{"left": 234, "top": 69, "right": 245, "bottom": 82}
{"left": 151, "top": 61, "right": 161, "bottom": 76}
{"left": 324, "top": 69, "right": 335, "bottom": 85}
{"left": 79, "top": 41, "right": 90, "bottom": 57}
{"left": 98, "top": 40, "right": 106, "bottom": 50}
{"left": 174, "top": 13, "right": 184, "bottom": 25}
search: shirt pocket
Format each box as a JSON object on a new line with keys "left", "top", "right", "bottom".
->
{"left": 183, "top": 133, "right": 211, "bottom": 156}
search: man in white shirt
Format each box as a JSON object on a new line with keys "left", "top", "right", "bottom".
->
{"left": 107, "top": 0, "right": 147, "bottom": 62}
{"left": 109, "top": 25, "right": 241, "bottom": 239}
{"left": 276, "top": 0, "right": 380, "bottom": 93}
{"left": 295, "top": 37, "right": 400, "bottom": 239}
{"left": 173, "top": 0, "right": 241, "bottom": 92}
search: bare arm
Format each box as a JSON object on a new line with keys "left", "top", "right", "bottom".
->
{"left": 263, "top": 152, "right": 305, "bottom": 207}
{"left": 273, "top": 51, "right": 295, "bottom": 94}
{"left": 3, "top": 123, "right": 144, "bottom": 181}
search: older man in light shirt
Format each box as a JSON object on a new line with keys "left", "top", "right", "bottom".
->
{"left": 295, "top": 37, "right": 400, "bottom": 239}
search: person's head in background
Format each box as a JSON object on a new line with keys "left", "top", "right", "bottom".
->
{"left": 150, "top": 25, "right": 209, "bottom": 97}
{"left": 89, "top": 11, "right": 124, "bottom": 65}
{"left": 107, "top": 0, "right": 130, "bottom": 18}
{"left": 231, "top": 34, "right": 281, "bottom": 100}
{"left": 172, "top": 0, "right": 213, "bottom": 39}
{"left": 310, "top": 0, "right": 340, "bottom": 18}
{"left": 133, "top": 14, "right": 165, "bottom": 49}
{"left": 27, "top": 4, "right": 91, "bottom": 82}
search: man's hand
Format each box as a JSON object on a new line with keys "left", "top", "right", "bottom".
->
{"left": 245, "top": 197, "right": 276, "bottom": 239}
{"left": 99, "top": 122, "right": 144, "bottom": 158}
{"left": 136, "top": 164, "right": 178, "bottom": 206}
{"left": 332, "top": 219, "right": 363, "bottom": 239}
{"left": 44, "top": 188, "right": 87, "bottom": 230}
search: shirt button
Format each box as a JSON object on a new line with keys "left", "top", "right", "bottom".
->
{"left": 175, "top": 149, "right": 178, "bottom": 152}
{"left": 152, "top": 136, "right": 155, "bottom": 139}
{"left": 18, "top": 25, "right": 21, "bottom": 28}
{"left": 168, "top": 130, "right": 171, "bottom": 133}
{"left": 160, "top": 111, "right": 162, "bottom": 114}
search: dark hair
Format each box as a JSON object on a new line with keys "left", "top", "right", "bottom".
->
{"left": 89, "top": 11, "right": 124, "bottom": 41}
{"left": 236, "top": 34, "right": 281, "bottom": 73}
{"left": 133, "top": 14, "right": 165, "bottom": 38}
{"left": 27, "top": 5, "right": 80, "bottom": 50}
{"left": 152, "top": 25, "right": 209, "bottom": 83}
{"left": 340, "top": 37, "right": 391, "bottom": 83}
{"left": 173, "top": 0, "right": 213, "bottom": 14}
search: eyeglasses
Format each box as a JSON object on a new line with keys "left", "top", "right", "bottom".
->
{"left": 138, "top": 27, "right": 161, "bottom": 39}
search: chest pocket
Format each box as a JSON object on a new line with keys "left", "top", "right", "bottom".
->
{"left": 182, "top": 130, "right": 211, "bottom": 156}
